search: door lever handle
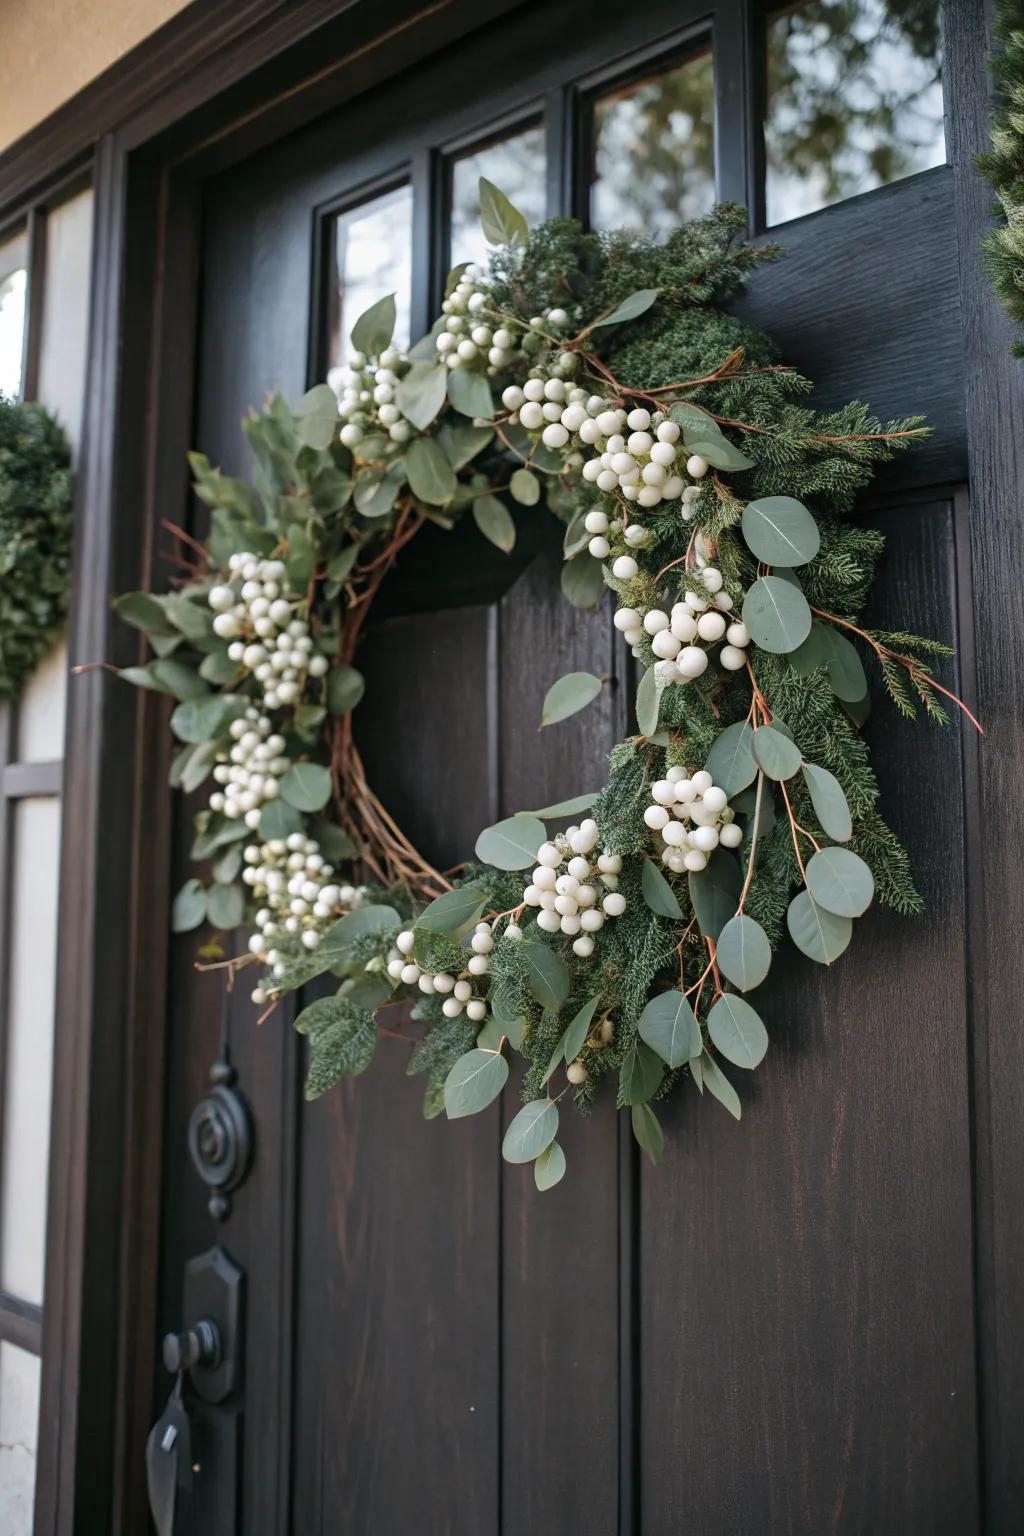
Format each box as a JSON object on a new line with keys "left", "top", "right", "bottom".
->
{"left": 146, "top": 1374, "right": 194, "bottom": 1536}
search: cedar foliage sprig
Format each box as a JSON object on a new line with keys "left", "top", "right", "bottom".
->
{"left": 978, "top": 0, "right": 1024, "bottom": 353}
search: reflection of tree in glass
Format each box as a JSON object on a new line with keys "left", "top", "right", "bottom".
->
{"left": 450, "top": 127, "right": 546, "bottom": 270}
{"left": 590, "top": 53, "right": 715, "bottom": 234}
{"left": 330, "top": 186, "right": 412, "bottom": 367}
{"left": 765, "top": 0, "right": 944, "bottom": 224}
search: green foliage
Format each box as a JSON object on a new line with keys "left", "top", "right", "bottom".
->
{"left": 0, "top": 396, "right": 73, "bottom": 698}
{"left": 978, "top": 0, "right": 1024, "bottom": 353}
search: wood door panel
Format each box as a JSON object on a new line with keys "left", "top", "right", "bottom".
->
{"left": 496, "top": 538, "right": 624, "bottom": 1533}
{"left": 638, "top": 498, "right": 979, "bottom": 1534}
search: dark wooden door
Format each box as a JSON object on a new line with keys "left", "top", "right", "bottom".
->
{"left": 158, "top": 2, "right": 984, "bottom": 1531}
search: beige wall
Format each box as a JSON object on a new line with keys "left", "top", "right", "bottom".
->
{"left": 0, "top": 0, "right": 193, "bottom": 153}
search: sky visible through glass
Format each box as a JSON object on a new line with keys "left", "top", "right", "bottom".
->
{"left": 329, "top": 185, "right": 412, "bottom": 367}
{"left": 450, "top": 126, "right": 547, "bottom": 271}
{"left": 765, "top": 0, "right": 945, "bottom": 224}
{"left": 589, "top": 51, "right": 716, "bottom": 234}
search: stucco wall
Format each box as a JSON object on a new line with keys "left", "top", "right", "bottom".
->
{"left": 0, "top": 0, "right": 193, "bottom": 153}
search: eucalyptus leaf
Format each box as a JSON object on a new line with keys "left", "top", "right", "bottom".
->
{"left": 258, "top": 799, "right": 303, "bottom": 841}
{"left": 321, "top": 904, "right": 401, "bottom": 956}
{"left": 172, "top": 878, "right": 206, "bottom": 933}
{"left": 521, "top": 943, "right": 571, "bottom": 1011}
{"left": 564, "top": 995, "right": 602, "bottom": 1063}
{"left": 701, "top": 1052, "right": 742, "bottom": 1119}
{"left": 350, "top": 292, "right": 396, "bottom": 357}
{"left": 805, "top": 847, "right": 874, "bottom": 917}
{"left": 479, "top": 177, "right": 529, "bottom": 246}
{"left": 641, "top": 857, "right": 683, "bottom": 919}
{"left": 326, "top": 664, "right": 365, "bottom": 714}
{"left": 743, "top": 576, "right": 813, "bottom": 654}
{"left": 540, "top": 671, "right": 603, "bottom": 728}
{"left": 534, "top": 1141, "right": 567, "bottom": 1191}
{"left": 517, "top": 792, "right": 598, "bottom": 818}
{"left": 635, "top": 663, "right": 662, "bottom": 737}
{"left": 440, "top": 422, "right": 494, "bottom": 469}
{"left": 417, "top": 883, "right": 488, "bottom": 934}
{"left": 294, "top": 384, "right": 340, "bottom": 450}
{"left": 707, "top": 993, "right": 768, "bottom": 1068}
{"left": 631, "top": 1103, "right": 664, "bottom": 1165}
{"left": 502, "top": 1098, "right": 558, "bottom": 1163}
{"left": 638, "top": 988, "right": 700, "bottom": 1068}
{"left": 444, "top": 1049, "right": 509, "bottom": 1119}
{"left": 618, "top": 1040, "right": 665, "bottom": 1106}
{"left": 686, "top": 437, "right": 755, "bottom": 471}
{"left": 715, "top": 914, "right": 771, "bottom": 992}
{"left": 741, "top": 496, "right": 820, "bottom": 568}
{"left": 510, "top": 467, "right": 541, "bottom": 505}
{"left": 787, "top": 890, "right": 853, "bottom": 964}
{"left": 170, "top": 694, "right": 246, "bottom": 745}
{"left": 406, "top": 436, "right": 456, "bottom": 505}
{"left": 560, "top": 552, "right": 606, "bottom": 610}
{"left": 590, "top": 287, "right": 660, "bottom": 330}
{"left": 150, "top": 659, "right": 210, "bottom": 701}
{"left": 475, "top": 814, "right": 545, "bottom": 871}
{"left": 473, "top": 495, "right": 516, "bottom": 553}
{"left": 669, "top": 401, "right": 723, "bottom": 438}
{"left": 801, "top": 762, "right": 853, "bottom": 842}
{"left": 823, "top": 627, "right": 869, "bottom": 703}
{"left": 395, "top": 360, "right": 449, "bottom": 430}
{"left": 689, "top": 848, "right": 742, "bottom": 942}
{"left": 704, "top": 719, "right": 756, "bottom": 795}
{"left": 279, "top": 761, "right": 332, "bottom": 812}
{"left": 750, "top": 724, "right": 802, "bottom": 781}
{"left": 447, "top": 367, "right": 494, "bottom": 420}
{"left": 789, "top": 621, "right": 832, "bottom": 677}
{"left": 207, "top": 881, "right": 245, "bottom": 932}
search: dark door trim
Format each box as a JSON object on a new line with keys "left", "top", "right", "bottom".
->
{"left": 2, "top": 0, "right": 1021, "bottom": 1531}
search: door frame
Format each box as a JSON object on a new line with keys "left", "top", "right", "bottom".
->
{"left": 0, "top": 0, "right": 1019, "bottom": 1530}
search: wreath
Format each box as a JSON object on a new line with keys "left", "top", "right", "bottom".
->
{"left": 0, "top": 395, "right": 73, "bottom": 698}
{"left": 114, "top": 196, "right": 978, "bottom": 1186}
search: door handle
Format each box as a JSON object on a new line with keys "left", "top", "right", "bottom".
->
{"left": 145, "top": 1374, "right": 194, "bottom": 1536}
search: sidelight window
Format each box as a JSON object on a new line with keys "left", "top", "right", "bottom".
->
{"left": 0, "top": 229, "right": 28, "bottom": 400}
{"left": 327, "top": 182, "right": 413, "bottom": 367}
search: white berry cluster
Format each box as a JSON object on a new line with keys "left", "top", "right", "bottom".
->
{"left": 385, "top": 923, "right": 496, "bottom": 1021}
{"left": 208, "top": 553, "right": 329, "bottom": 710}
{"left": 209, "top": 707, "right": 287, "bottom": 826}
{"left": 244, "top": 833, "right": 365, "bottom": 999}
{"left": 613, "top": 566, "right": 751, "bottom": 685}
{"left": 436, "top": 266, "right": 561, "bottom": 376}
{"left": 521, "top": 820, "right": 625, "bottom": 956}
{"left": 642, "top": 766, "right": 743, "bottom": 874}
{"left": 329, "top": 348, "right": 414, "bottom": 447}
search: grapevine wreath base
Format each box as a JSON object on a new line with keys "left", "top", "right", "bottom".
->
{"left": 114, "top": 195, "right": 979, "bottom": 1187}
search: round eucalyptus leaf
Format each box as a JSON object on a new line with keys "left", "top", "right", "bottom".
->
{"left": 172, "top": 877, "right": 206, "bottom": 933}
{"left": 751, "top": 724, "right": 803, "bottom": 781}
{"left": 801, "top": 763, "right": 853, "bottom": 843}
{"left": 534, "top": 1140, "right": 567, "bottom": 1191}
{"left": 704, "top": 719, "right": 756, "bottom": 796}
{"left": 787, "top": 890, "right": 852, "bottom": 964}
{"left": 279, "top": 761, "right": 332, "bottom": 812}
{"left": 207, "top": 881, "right": 244, "bottom": 932}
{"left": 618, "top": 1041, "right": 665, "bottom": 1105}
{"left": 406, "top": 436, "right": 456, "bottom": 505}
{"left": 502, "top": 1098, "right": 559, "bottom": 1164}
{"left": 560, "top": 552, "right": 606, "bottom": 610}
{"left": 472, "top": 495, "right": 516, "bottom": 553}
{"left": 447, "top": 366, "right": 494, "bottom": 420}
{"left": 743, "top": 576, "right": 813, "bottom": 654}
{"left": 540, "top": 671, "right": 603, "bottom": 728}
{"left": 510, "top": 467, "right": 541, "bottom": 505}
{"left": 641, "top": 857, "right": 684, "bottom": 919}
{"left": 805, "top": 848, "right": 875, "bottom": 917}
{"left": 707, "top": 993, "right": 769, "bottom": 1069}
{"left": 638, "top": 989, "right": 701, "bottom": 1068}
{"left": 741, "top": 496, "right": 820, "bottom": 567}
{"left": 444, "top": 1049, "right": 509, "bottom": 1120}
{"left": 475, "top": 815, "right": 546, "bottom": 870}
{"left": 688, "top": 848, "right": 742, "bottom": 942}
{"left": 715, "top": 914, "right": 771, "bottom": 993}
{"left": 395, "top": 359, "right": 448, "bottom": 430}
{"left": 823, "top": 627, "right": 869, "bottom": 703}
{"left": 521, "top": 943, "right": 571, "bottom": 1011}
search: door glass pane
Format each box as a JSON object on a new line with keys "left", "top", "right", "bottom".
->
{"left": 449, "top": 124, "right": 546, "bottom": 270}
{"left": 765, "top": 0, "right": 945, "bottom": 226}
{"left": 0, "top": 1343, "right": 40, "bottom": 1536}
{"left": 327, "top": 184, "right": 412, "bottom": 368}
{"left": 0, "top": 229, "right": 28, "bottom": 400}
{"left": 589, "top": 50, "right": 715, "bottom": 233}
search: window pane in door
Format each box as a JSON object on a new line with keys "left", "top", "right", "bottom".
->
{"left": 327, "top": 184, "right": 412, "bottom": 368}
{"left": 449, "top": 124, "right": 546, "bottom": 270}
{"left": 0, "top": 229, "right": 28, "bottom": 400}
{"left": 589, "top": 50, "right": 715, "bottom": 233}
{"left": 764, "top": 0, "right": 945, "bottom": 225}
{"left": 0, "top": 1343, "right": 40, "bottom": 1536}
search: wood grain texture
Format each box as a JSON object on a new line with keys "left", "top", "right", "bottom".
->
{"left": 639, "top": 501, "right": 979, "bottom": 1534}
{"left": 497, "top": 535, "right": 623, "bottom": 1535}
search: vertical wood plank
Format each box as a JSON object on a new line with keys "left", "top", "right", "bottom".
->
{"left": 639, "top": 500, "right": 979, "bottom": 1533}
